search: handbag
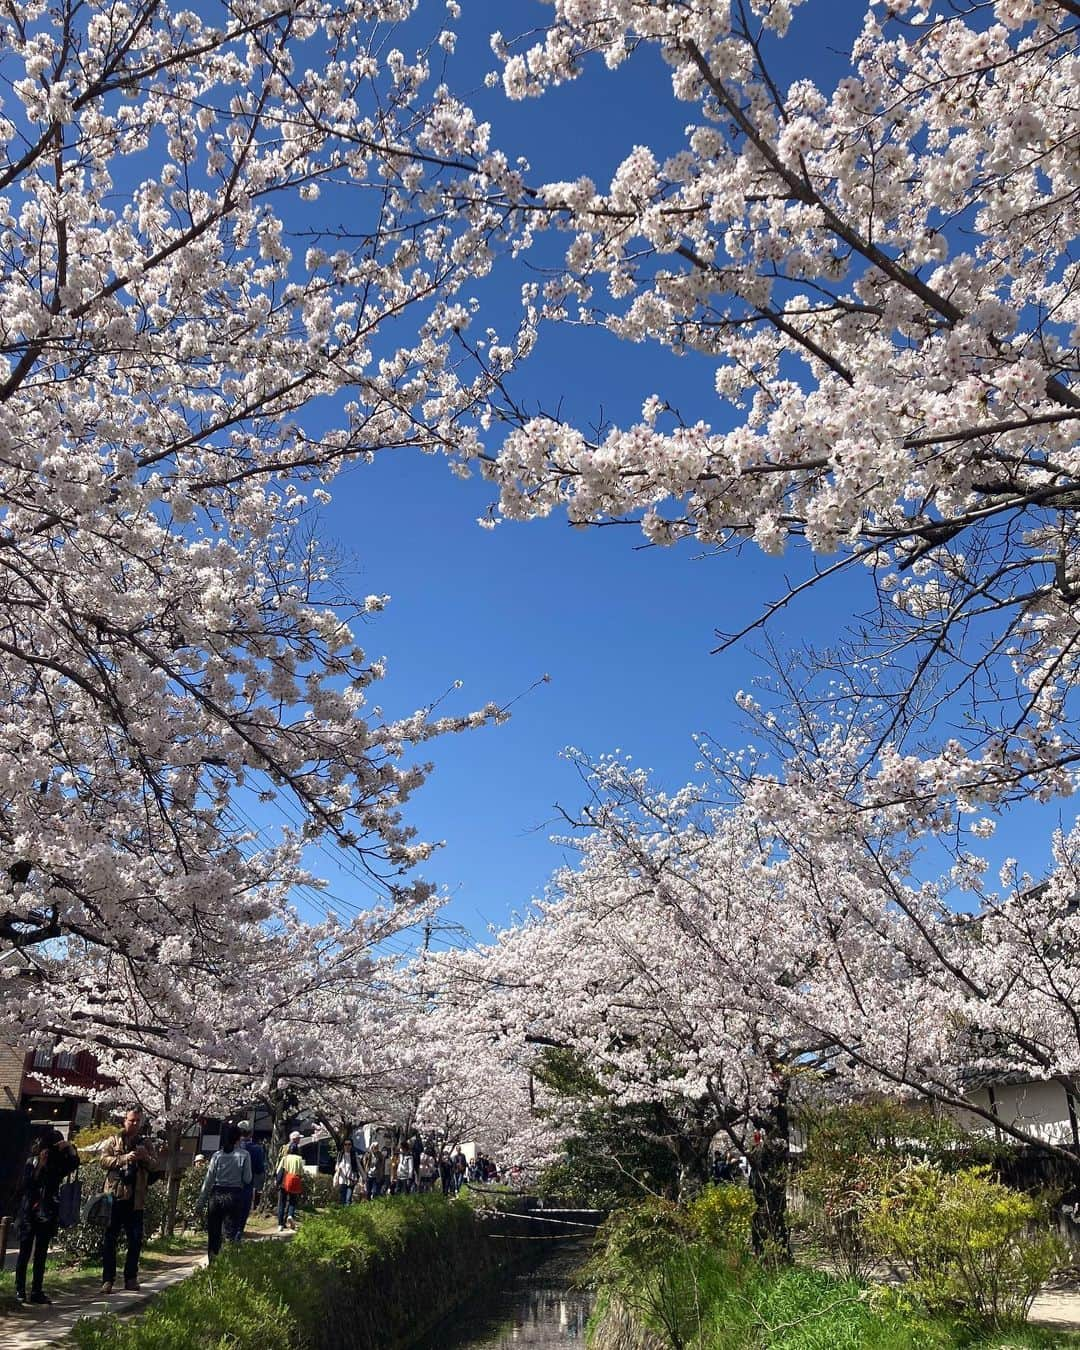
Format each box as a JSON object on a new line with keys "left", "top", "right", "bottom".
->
{"left": 283, "top": 1168, "right": 303, "bottom": 1195}
{"left": 56, "top": 1168, "right": 83, "bottom": 1229}
{"left": 82, "top": 1189, "right": 113, "bottom": 1228}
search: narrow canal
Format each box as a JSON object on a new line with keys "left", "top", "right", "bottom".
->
{"left": 414, "top": 1240, "right": 593, "bottom": 1348}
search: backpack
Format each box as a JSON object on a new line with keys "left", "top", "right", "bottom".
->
{"left": 82, "top": 1190, "right": 113, "bottom": 1228}
{"left": 56, "top": 1170, "right": 82, "bottom": 1229}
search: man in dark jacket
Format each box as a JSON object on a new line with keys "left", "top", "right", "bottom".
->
{"left": 236, "top": 1121, "right": 264, "bottom": 1236}
{"left": 15, "top": 1126, "right": 79, "bottom": 1304}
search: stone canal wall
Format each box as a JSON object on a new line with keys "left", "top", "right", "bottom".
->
{"left": 585, "top": 1296, "right": 669, "bottom": 1350}
{"left": 587, "top": 1295, "right": 669, "bottom": 1350}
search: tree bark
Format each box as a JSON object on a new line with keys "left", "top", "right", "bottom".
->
{"left": 749, "top": 1085, "right": 792, "bottom": 1264}
{"left": 162, "top": 1121, "right": 184, "bottom": 1236}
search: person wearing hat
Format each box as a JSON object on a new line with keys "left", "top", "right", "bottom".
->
{"left": 15, "top": 1126, "right": 79, "bottom": 1304}
{"left": 235, "top": 1121, "right": 264, "bottom": 1236}
{"left": 275, "top": 1131, "right": 305, "bottom": 1231}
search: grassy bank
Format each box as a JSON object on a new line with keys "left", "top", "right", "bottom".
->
{"left": 585, "top": 1189, "right": 1080, "bottom": 1350}
{"left": 588, "top": 1256, "right": 1080, "bottom": 1350}
{"left": 71, "top": 1194, "right": 514, "bottom": 1350}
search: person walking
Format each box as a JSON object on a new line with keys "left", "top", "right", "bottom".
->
{"left": 276, "top": 1132, "right": 305, "bottom": 1231}
{"left": 418, "top": 1149, "right": 436, "bottom": 1193}
{"left": 452, "top": 1148, "right": 467, "bottom": 1193}
{"left": 333, "top": 1138, "right": 359, "bottom": 1205}
{"left": 388, "top": 1146, "right": 400, "bottom": 1195}
{"left": 362, "top": 1142, "right": 385, "bottom": 1200}
{"left": 100, "top": 1106, "right": 159, "bottom": 1294}
{"left": 195, "top": 1123, "right": 252, "bottom": 1260}
{"left": 236, "top": 1121, "right": 264, "bottom": 1236}
{"left": 397, "top": 1149, "right": 414, "bottom": 1194}
{"left": 14, "top": 1127, "right": 78, "bottom": 1305}
{"left": 438, "top": 1151, "right": 454, "bottom": 1195}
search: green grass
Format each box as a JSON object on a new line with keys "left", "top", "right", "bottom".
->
{"left": 0, "top": 1230, "right": 205, "bottom": 1309}
{"left": 68, "top": 1193, "right": 506, "bottom": 1350}
{"left": 588, "top": 1254, "right": 1080, "bottom": 1349}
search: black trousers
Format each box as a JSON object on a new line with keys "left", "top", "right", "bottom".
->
{"left": 102, "top": 1198, "right": 144, "bottom": 1285}
{"left": 207, "top": 1187, "right": 242, "bottom": 1259}
{"left": 15, "top": 1218, "right": 55, "bottom": 1296}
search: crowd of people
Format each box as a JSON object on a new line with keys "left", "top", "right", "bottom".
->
{"left": 11, "top": 1108, "right": 502, "bottom": 1305}
{"left": 328, "top": 1136, "right": 500, "bottom": 1210}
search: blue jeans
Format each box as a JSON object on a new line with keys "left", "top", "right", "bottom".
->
{"left": 277, "top": 1188, "right": 298, "bottom": 1226}
{"left": 365, "top": 1175, "right": 382, "bottom": 1200}
{"left": 337, "top": 1183, "right": 354, "bottom": 1205}
{"left": 102, "top": 1200, "right": 144, "bottom": 1285}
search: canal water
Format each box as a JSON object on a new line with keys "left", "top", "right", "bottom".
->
{"left": 414, "top": 1241, "right": 593, "bottom": 1348}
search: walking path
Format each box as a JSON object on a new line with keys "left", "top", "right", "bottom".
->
{"left": 1, "top": 1228, "right": 290, "bottom": 1349}
{"left": 809, "top": 1251, "right": 1080, "bottom": 1333}
{"left": 1030, "top": 1286, "right": 1080, "bottom": 1331}
{"left": 2, "top": 1246, "right": 209, "bottom": 1349}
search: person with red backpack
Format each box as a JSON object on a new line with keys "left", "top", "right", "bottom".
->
{"left": 14, "top": 1127, "right": 79, "bottom": 1305}
{"left": 275, "top": 1132, "right": 305, "bottom": 1231}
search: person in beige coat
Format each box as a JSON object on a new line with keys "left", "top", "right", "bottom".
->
{"left": 99, "top": 1107, "right": 159, "bottom": 1293}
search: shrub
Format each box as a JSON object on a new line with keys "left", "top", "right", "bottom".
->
{"left": 865, "top": 1164, "right": 1065, "bottom": 1327}
{"left": 71, "top": 1123, "right": 121, "bottom": 1149}
{"left": 686, "top": 1184, "right": 755, "bottom": 1260}
{"left": 798, "top": 1101, "right": 994, "bottom": 1280}
{"left": 301, "top": 1169, "right": 336, "bottom": 1212}
{"left": 589, "top": 1197, "right": 747, "bottom": 1350}
{"left": 71, "top": 1194, "right": 509, "bottom": 1350}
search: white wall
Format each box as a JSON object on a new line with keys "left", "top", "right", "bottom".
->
{"left": 960, "top": 1080, "right": 1077, "bottom": 1146}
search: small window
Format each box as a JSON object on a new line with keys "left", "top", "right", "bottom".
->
{"left": 32, "top": 1048, "right": 52, "bottom": 1069}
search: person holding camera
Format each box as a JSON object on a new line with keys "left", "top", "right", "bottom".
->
{"left": 99, "top": 1106, "right": 159, "bottom": 1294}
{"left": 14, "top": 1126, "right": 79, "bottom": 1304}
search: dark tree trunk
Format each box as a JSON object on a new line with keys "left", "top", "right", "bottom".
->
{"left": 674, "top": 1128, "right": 713, "bottom": 1201}
{"left": 162, "top": 1122, "right": 184, "bottom": 1236}
{"left": 749, "top": 1085, "right": 792, "bottom": 1264}
{"left": 262, "top": 1091, "right": 288, "bottom": 1213}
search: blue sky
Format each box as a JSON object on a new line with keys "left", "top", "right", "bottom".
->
{"left": 287, "top": 1, "right": 1064, "bottom": 941}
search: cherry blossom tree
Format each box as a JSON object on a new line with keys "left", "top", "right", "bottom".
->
{"left": 0, "top": 0, "right": 529, "bottom": 1047}
{"left": 452, "top": 743, "right": 1080, "bottom": 1250}
{"left": 438, "top": 756, "right": 842, "bottom": 1252}
{"left": 470, "top": 0, "right": 1080, "bottom": 816}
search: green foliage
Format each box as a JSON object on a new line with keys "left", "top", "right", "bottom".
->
{"left": 533, "top": 1049, "right": 681, "bottom": 1206}
{"left": 588, "top": 1198, "right": 708, "bottom": 1350}
{"left": 865, "top": 1164, "right": 1066, "bottom": 1328}
{"left": 588, "top": 1171, "right": 1073, "bottom": 1349}
{"left": 799, "top": 1102, "right": 999, "bottom": 1279}
{"left": 299, "top": 1169, "right": 336, "bottom": 1212}
{"left": 686, "top": 1184, "right": 755, "bottom": 1258}
{"left": 588, "top": 1193, "right": 758, "bottom": 1350}
{"left": 800, "top": 1102, "right": 985, "bottom": 1168}
{"left": 71, "top": 1123, "right": 121, "bottom": 1149}
{"left": 70, "top": 1194, "right": 503, "bottom": 1350}
{"left": 74, "top": 1253, "right": 297, "bottom": 1350}
{"left": 589, "top": 1256, "right": 1080, "bottom": 1350}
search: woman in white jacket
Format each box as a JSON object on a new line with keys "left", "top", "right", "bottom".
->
{"left": 333, "top": 1138, "right": 360, "bottom": 1205}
